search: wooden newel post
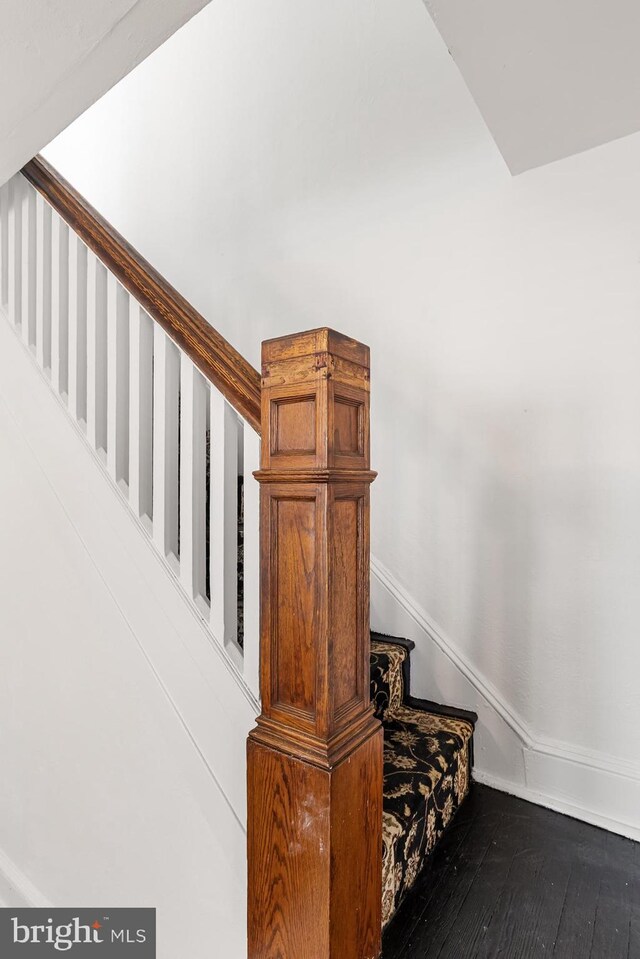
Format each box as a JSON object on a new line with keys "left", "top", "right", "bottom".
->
{"left": 247, "top": 329, "right": 382, "bottom": 959}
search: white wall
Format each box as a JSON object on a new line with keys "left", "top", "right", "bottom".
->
{"left": 42, "top": 0, "right": 640, "bottom": 836}
{"left": 0, "top": 0, "right": 212, "bottom": 186}
{"left": 0, "top": 317, "right": 252, "bottom": 955}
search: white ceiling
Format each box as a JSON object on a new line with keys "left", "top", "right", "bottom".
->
{"left": 2, "top": 0, "right": 639, "bottom": 185}
{"left": 0, "top": 0, "right": 211, "bottom": 186}
{"left": 424, "top": 0, "right": 640, "bottom": 173}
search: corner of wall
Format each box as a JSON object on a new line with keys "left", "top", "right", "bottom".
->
{"left": 370, "top": 555, "right": 640, "bottom": 842}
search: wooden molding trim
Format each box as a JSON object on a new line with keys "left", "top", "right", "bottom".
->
{"left": 21, "top": 155, "right": 261, "bottom": 432}
{"left": 253, "top": 468, "right": 378, "bottom": 484}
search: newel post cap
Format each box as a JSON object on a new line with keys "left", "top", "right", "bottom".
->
{"left": 261, "top": 327, "right": 370, "bottom": 370}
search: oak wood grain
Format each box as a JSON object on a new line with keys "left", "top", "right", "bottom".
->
{"left": 248, "top": 729, "right": 383, "bottom": 959}
{"left": 248, "top": 328, "right": 381, "bottom": 958}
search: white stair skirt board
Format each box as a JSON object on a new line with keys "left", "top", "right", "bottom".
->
{"left": 0, "top": 848, "right": 51, "bottom": 908}
{"left": 371, "top": 556, "right": 640, "bottom": 842}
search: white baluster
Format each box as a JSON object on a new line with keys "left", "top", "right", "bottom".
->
{"left": 0, "top": 182, "right": 9, "bottom": 310}
{"left": 242, "top": 427, "right": 261, "bottom": 696}
{"left": 180, "top": 357, "right": 208, "bottom": 604}
{"left": 35, "top": 193, "right": 52, "bottom": 372}
{"left": 1, "top": 171, "right": 263, "bottom": 693}
{"left": 153, "top": 327, "right": 180, "bottom": 563}
{"left": 129, "top": 302, "right": 154, "bottom": 522}
{"left": 180, "top": 357, "right": 195, "bottom": 590}
{"left": 87, "top": 253, "right": 108, "bottom": 453}
{"left": 209, "top": 391, "right": 239, "bottom": 649}
{"left": 8, "top": 178, "right": 22, "bottom": 327}
{"left": 21, "top": 180, "right": 36, "bottom": 348}
{"left": 107, "top": 274, "right": 130, "bottom": 488}
{"left": 68, "top": 233, "right": 88, "bottom": 424}
{"left": 51, "top": 212, "right": 69, "bottom": 398}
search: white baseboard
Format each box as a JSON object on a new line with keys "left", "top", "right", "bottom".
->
{"left": 0, "top": 848, "right": 50, "bottom": 908}
{"left": 473, "top": 767, "right": 640, "bottom": 843}
{"left": 371, "top": 555, "right": 640, "bottom": 842}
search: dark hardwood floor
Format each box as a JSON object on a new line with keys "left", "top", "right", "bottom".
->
{"left": 383, "top": 784, "right": 640, "bottom": 959}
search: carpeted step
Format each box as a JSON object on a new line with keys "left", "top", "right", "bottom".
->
{"left": 370, "top": 634, "right": 476, "bottom": 927}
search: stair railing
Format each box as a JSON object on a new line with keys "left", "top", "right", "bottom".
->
{"left": 0, "top": 158, "right": 382, "bottom": 959}
{"left": 0, "top": 158, "right": 261, "bottom": 699}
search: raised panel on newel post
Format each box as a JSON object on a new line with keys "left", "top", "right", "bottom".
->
{"left": 247, "top": 328, "right": 382, "bottom": 959}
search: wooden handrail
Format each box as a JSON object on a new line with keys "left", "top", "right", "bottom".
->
{"left": 21, "top": 155, "right": 262, "bottom": 432}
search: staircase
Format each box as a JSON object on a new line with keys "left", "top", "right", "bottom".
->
{"left": 0, "top": 158, "right": 477, "bottom": 957}
{"left": 371, "top": 635, "right": 476, "bottom": 928}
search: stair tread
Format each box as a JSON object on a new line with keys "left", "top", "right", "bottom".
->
{"left": 370, "top": 635, "right": 475, "bottom": 927}
{"left": 371, "top": 637, "right": 409, "bottom": 718}
{"left": 381, "top": 704, "right": 473, "bottom": 926}
{"left": 383, "top": 706, "right": 473, "bottom": 824}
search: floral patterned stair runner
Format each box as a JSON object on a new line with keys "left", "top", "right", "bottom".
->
{"left": 370, "top": 636, "right": 475, "bottom": 927}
